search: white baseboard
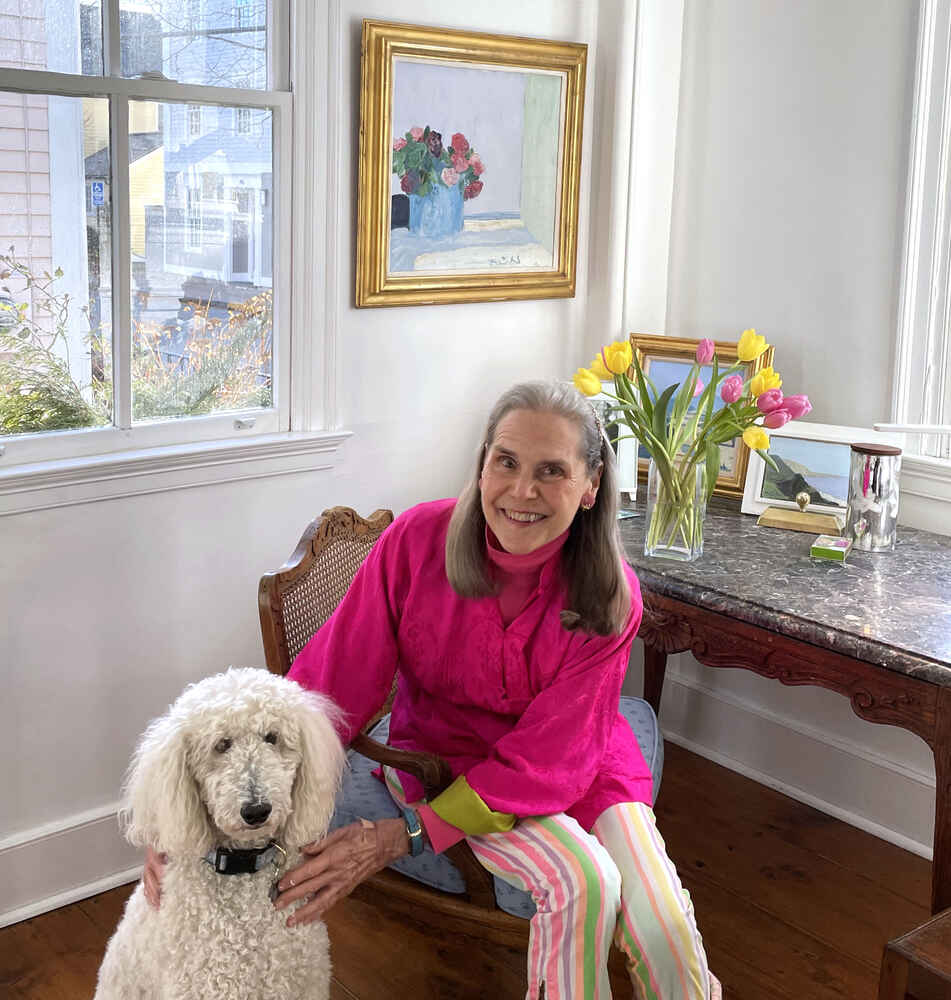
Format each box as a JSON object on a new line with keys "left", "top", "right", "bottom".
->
{"left": 659, "top": 665, "right": 935, "bottom": 859}
{"left": 1, "top": 805, "right": 142, "bottom": 928}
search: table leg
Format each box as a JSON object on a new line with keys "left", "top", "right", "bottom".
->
{"left": 877, "top": 948, "right": 909, "bottom": 1000}
{"left": 643, "top": 644, "right": 668, "bottom": 717}
{"left": 932, "top": 687, "right": 951, "bottom": 913}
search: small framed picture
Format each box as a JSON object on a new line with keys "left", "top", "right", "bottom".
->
{"left": 629, "top": 333, "right": 775, "bottom": 498}
{"left": 741, "top": 422, "right": 904, "bottom": 517}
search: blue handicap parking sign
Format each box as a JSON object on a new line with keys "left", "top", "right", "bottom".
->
{"left": 91, "top": 181, "right": 104, "bottom": 206}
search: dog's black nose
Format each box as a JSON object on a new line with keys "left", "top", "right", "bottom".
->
{"left": 240, "top": 801, "right": 272, "bottom": 826}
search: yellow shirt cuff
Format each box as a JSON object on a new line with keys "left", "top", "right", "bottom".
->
{"left": 429, "top": 776, "right": 516, "bottom": 835}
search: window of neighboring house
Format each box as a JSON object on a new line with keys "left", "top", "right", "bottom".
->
{"left": 892, "top": 0, "right": 951, "bottom": 463}
{"left": 0, "top": 0, "right": 292, "bottom": 471}
{"left": 235, "top": 0, "right": 252, "bottom": 30}
{"left": 186, "top": 187, "right": 203, "bottom": 250}
{"left": 187, "top": 103, "right": 202, "bottom": 138}
{"left": 235, "top": 106, "right": 251, "bottom": 134}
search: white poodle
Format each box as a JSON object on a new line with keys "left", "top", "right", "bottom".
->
{"left": 94, "top": 667, "right": 346, "bottom": 1000}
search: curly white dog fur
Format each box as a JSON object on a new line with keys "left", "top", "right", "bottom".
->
{"left": 94, "top": 667, "right": 346, "bottom": 1000}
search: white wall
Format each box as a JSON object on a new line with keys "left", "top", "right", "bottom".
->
{"left": 653, "top": 0, "right": 938, "bottom": 859}
{"left": 2, "top": 0, "right": 944, "bottom": 928}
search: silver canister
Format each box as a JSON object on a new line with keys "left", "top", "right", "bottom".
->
{"left": 844, "top": 443, "right": 902, "bottom": 551}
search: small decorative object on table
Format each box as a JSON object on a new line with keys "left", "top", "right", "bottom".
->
{"left": 572, "top": 330, "right": 811, "bottom": 561}
{"left": 810, "top": 534, "right": 853, "bottom": 562}
{"left": 757, "top": 489, "right": 844, "bottom": 535}
{"left": 844, "top": 442, "right": 902, "bottom": 552}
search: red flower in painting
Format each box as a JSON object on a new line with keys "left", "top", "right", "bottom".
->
{"left": 464, "top": 180, "right": 483, "bottom": 200}
{"left": 451, "top": 132, "right": 469, "bottom": 153}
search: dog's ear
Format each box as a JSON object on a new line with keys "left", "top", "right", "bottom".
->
{"left": 283, "top": 690, "right": 347, "bottom": 850}
{"left": 120, "top": 707, "right": 214, "bottom": 856}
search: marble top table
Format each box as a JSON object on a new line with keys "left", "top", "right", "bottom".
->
{"left": 617, "top": 502, "right": 951, "bottom": 913}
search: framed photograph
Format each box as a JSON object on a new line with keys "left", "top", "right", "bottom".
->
{"left": 628, "top": 333, "right": 776, "bottom": 499}
{"left": 741, "top": 422, "right": 905, "bottom": 517}
{"left": 356, "top": 20, "right": 587, "bottom": 307}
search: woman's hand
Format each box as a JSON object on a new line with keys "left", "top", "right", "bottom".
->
{"left": 273, "top": 818, "right": 410, "bottom": 927}
{"left": 142, "top": 846, "right": 168, "bottom": 909}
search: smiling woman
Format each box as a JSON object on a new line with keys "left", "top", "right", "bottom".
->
{"left": 281, "top": 379, "right": 720, "bottom": 999}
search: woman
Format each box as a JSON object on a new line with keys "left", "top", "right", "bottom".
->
{"left": 146, "top": 381, "right": 718, "bottom": 1000}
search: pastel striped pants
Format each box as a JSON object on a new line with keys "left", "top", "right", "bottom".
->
{"left": 385, "top": 773, "right": 712, "bottom": 1000}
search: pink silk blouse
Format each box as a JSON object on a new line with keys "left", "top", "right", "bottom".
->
{"left": 288, "top": 498, "right": 652, "bottom": 841}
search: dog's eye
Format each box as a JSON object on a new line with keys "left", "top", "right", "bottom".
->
{"left": 214, "top": 737, "right": 232, "bottom": 753}
{"left": 263, "top": 731, "right": 278, "bottom": 745}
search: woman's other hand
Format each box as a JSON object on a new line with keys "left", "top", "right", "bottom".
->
{"left": 273, "top": 818, "right": 409, "bottom": 927}
{"left": 142, "top": 846, "right": 168, "bottom": 909}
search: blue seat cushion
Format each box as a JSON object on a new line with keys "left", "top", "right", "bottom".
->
{"left": 329, "top": 695, "right": 663, "bottom": 920}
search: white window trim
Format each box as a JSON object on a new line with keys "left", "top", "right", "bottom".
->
{"left": 0, "top": 0, "right": 344, "bottom": 516}
{"left": 892, "top": 0, "right": 951, "bottom": 482}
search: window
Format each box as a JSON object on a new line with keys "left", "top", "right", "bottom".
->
{"left": 187, "top": 103, "right": 202, "bottom": 137}
{"left": 186, "top": 187, "right": 203, "bottom": 250}
{"left": 235, "top": 0, "right": 253, "bottom": 31}
{"left": 0, "top": 0, "right": 293, "bottom": 473}
{"left": 893, "top": 0, "right": 951, "bottom": 462}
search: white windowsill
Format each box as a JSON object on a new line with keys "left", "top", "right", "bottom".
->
{"left": 0, "top": 430, "right": 351, "bottom": 517}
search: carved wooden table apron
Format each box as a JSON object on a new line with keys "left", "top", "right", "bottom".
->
{"left": 618, "top": 507, "right": 951, "bottom": 915}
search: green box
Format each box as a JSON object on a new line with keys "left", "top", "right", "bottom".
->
{"left": 810, "top": 534, "right": 853, "bottom": 562}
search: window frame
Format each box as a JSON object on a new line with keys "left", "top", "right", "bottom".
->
{"left": 0, "top": 0, "right": 297, "bottom": 473}
{"left": 892, "top": 0, "right": 951, "bottom": 468}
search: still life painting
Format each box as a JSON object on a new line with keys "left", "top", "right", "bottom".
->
{"left": 357, "top": 21, "right": 586, "bottom": 307}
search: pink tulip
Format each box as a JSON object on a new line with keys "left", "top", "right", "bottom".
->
{"left": 410, "top": 126, "right": 424, "bottom": 141}
{"left": 763, "top": 408, "right": 792, "bottom": 429}
{"left": 783, "top": 394, "right": 812, "bottom": 419}
{"left": 693, "top": 379, "right": 705, "bottom": 398}
{"left": 756, "top": 388, "right": 785, "bottom": 413}
{"left": 720, "top": 375, "right": 744, "bottom": 404}
{"left": 696, "top": 338, "right": 715, "bottom": 365}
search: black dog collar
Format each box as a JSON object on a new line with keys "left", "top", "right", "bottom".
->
{"left": 204, "top": 841, "right": 285, "bottom": 875}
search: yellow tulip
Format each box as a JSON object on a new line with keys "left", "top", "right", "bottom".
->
{"left": 737, "top": 328, "right": 768, "bottom": 362}
{"left": 573, "top": 367, "right": 602, "bottom": 397}
{"left": 602, "top": 340, "right": 634, "bottom": 375}
{"left": 590, "top": 354, "right": 612, "bottom": 380}
{"left": 743, "top": 425, "right": 770, "bottom": 451}
{"left": 750, "top": 366, "right": 782, "bottom": 397}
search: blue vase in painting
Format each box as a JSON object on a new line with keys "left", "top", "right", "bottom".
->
{"left": 408, "top": 181, "right": 464, "bottom": 238}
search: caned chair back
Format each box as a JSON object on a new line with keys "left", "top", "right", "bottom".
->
{"left": 258, "top": 507, "right": 394, "bottom": 676}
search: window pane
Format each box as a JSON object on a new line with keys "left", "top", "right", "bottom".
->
{"left": 129, "top": 100, "right": 272, "bottom": 423}
{"left": 120, "top": 0, "right": 267, "bottom": 88}
{"left": 0, "top": 1, "right": 103, "bottom": 76}
{"left": 0, "top": 93, "right": 112, "bottom": 437}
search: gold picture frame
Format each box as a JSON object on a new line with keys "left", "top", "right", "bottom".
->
{"left": 356, "top": 20, "right": 587, "bottom": 308}
{"left": 628, "top": 333, "right": 776, "bottom": 499}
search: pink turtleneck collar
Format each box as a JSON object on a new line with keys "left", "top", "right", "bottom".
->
{"left": 485, "top": 525, "right": 570, "bottom": 626}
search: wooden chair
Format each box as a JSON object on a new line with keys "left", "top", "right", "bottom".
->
{"left": 258, "top": 505, "right": 660, "bottom": 995}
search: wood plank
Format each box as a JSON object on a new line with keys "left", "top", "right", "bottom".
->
{"left": 659, "top": 741, "right": 932, "bottom": 908}
{"left": 681, "top": 866, "right": 880, "bottom": 1000}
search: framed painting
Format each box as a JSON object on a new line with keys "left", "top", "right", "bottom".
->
{"left": 741, "top": 422, "right": 905, "bottom": 517}
{"left": 356, "top": 20, "right": 587, "bottom": 307}
{"left": 628, "top": 333, "right": 775, "bottom": 499}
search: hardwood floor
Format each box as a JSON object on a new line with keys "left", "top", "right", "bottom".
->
{"left": 0, "top": 742, "right": 932, "bottom": 999}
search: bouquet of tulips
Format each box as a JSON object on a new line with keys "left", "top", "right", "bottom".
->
{"left": 573, "top": 330, "right": 812, "bottom": 559}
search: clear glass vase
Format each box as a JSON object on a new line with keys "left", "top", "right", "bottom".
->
{"left": 644, "top": 457, "right": 707, "bottom": 561}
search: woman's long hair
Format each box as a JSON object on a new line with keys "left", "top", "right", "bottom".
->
{"left": 445, "top": 380, "right": 631, "bottom": 635}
